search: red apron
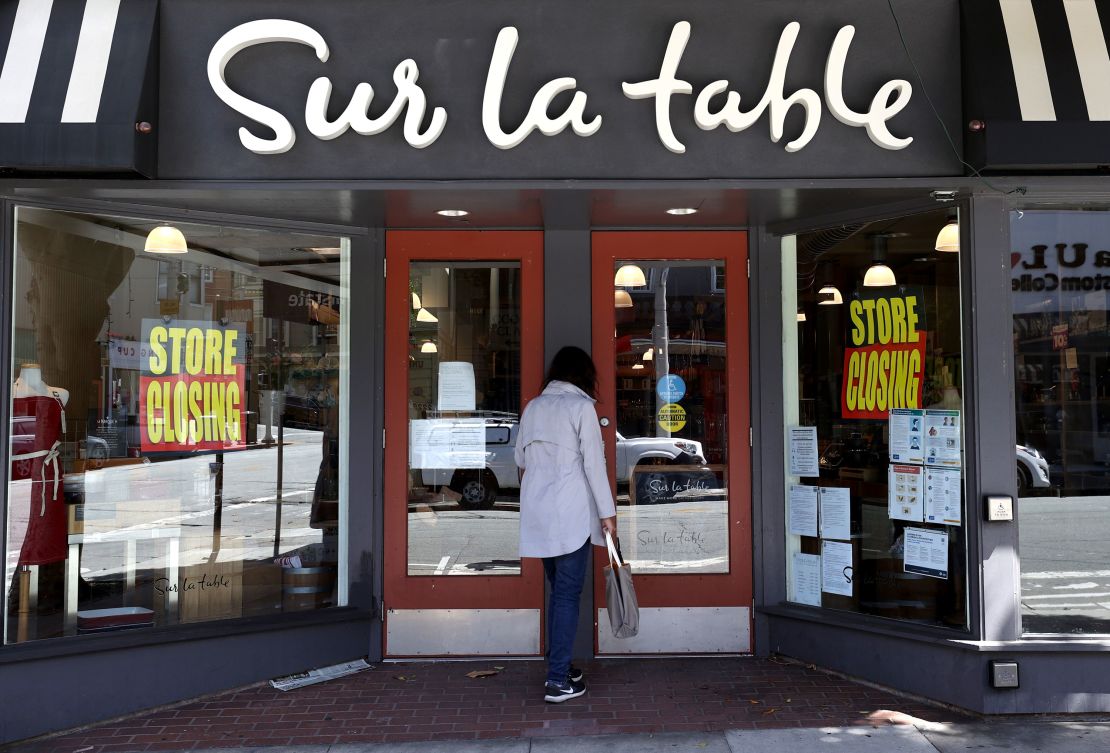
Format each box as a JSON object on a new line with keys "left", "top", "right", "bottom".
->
{"left": 11, "top": 395, "right": 67, "bottom": 566}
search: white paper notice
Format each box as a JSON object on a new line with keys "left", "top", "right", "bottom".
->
{"left": 889, "top": 464, "right": 924, "bottom": 522}
{"left": 925, "top": 467, "right": 962, "bottom": 526}
{"left": 889, "top": 408, "right": 925, "bottom": 464}
{"left": 437, "top": 361, "right": 477, "bottom": 411}
{"left": 409, "top": 418, "right": 485, "bottom": 469}
{"left": 788, "top": 426, "right": 819, "bottom": 477}
{"left": 924, "top": 409, "right": 961, "bottom": 468}
{"left": 821, "top": 540, "right": 854, "bottom": 596}
{"left": 904, "top": 527, "right": 949, "bottom": 579}
{"left": 792, "top": 553, "right": 822, "bottom": 606}
{"left": 819, "top": 486, "right": 852, "bottom": 540}
{"left": 788, "top": 485, "right": 819, "bottom": 538}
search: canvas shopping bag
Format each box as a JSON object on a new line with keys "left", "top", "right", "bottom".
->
{"left": 604, "top": 531, "right": 639, "bottom": 638}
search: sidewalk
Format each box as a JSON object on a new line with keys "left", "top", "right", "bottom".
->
{"left": 6, "top": 657, "right": 1107, "bottom": 753}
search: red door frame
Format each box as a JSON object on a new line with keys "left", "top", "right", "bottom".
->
{"left": 383, "top": 232, "right": 545, "bottom": 650}
{"left": 590, "top": 232, "right": 752, "bottom": 620}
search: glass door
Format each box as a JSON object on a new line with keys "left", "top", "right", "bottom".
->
{"left": 591, "top": 232, "right": 751, "bottom": 654}
{"left": 384, "top": 231, "right": 544, "bottom": 656}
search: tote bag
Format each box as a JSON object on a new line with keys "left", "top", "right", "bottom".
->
{"left": 604, "top": 531, "right": 639, "bottom": 638}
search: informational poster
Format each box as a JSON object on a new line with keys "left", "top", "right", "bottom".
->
{"left": 821, "top": 540, "right": 854, "bottom": 596}
{"left": 889, "top": 408, "right": 924, "bottom": 464}
{"left": 841, "top": 288, "right": 927, "bottom": 419}
{"left": 409, "top": 418, "right": 485, "bottom": 469}
{"left": 924, "top": 409, "right": 961, "bottom": 467}
{"left": 139, "top": 319, "right": 246, "bottom": 452}
{"left": 656, "top": 374, "right": 687, "bottom": 403}
{"left": 787, "top": 484, "right": 819, "bottom": 538}
{"left": 792, "top": 553, "right": 822, "bottom": 606}
{"left": 657, "top": 403, "right": 687, "bottom": 432}
{"left": 437, "top": 361, "right": 477, "bottom": 411}
{"left": 788, "top": 426, "right": 819, "bottom": 477}
{"left": 888, "top": 464, "right": 924, "bottom": 522}
{"left": 819, "top": 486, "right": 852, "bottom": 540}
{"left": 904, "top": 527, "right": 949, "bottom": 579}
{"left": 925, "top": 467, "right": 962, "bottom": 526}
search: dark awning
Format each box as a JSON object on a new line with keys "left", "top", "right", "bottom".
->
{"left": 0, "top": 0, "right": 157, "bottom": 176}
{"left": 964, "top": 0, "right": 1110, "bottom": 171}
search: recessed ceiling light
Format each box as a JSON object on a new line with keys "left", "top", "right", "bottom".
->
{"left": 436, "top": 209, "right": 469, "bottom": 218}
{"left": 666, "top": 207, "right": 698, "bottom": 216}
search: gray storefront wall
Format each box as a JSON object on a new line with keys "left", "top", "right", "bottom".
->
{"left": 1, "top": 0, "right": 1109, "bottom": 743}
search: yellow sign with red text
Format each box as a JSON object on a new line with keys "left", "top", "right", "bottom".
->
{"left": 140, "top": 320, "right": 246, "bottom": 451}
{"left": 841, "top": 290, "right": 926, "bottom": 419}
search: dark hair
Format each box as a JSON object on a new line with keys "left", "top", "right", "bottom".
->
{"left": 545, "top": 346, "right": 598, "bottom": 399}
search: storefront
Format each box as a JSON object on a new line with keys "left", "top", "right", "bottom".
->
{"left": 2, "top": 0, "right": 1109, "bottom": 743}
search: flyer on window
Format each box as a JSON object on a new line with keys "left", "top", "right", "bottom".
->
{"left": 821, "top": 540, "right": 854, "bottom": 597}
{"left": 788, "top": 484, "right": 819, "bottom": 538}
{"left": 888, "top": 408, "right": 925, "bottom": 464}
{"left": 788, "top": 426, "right": 820, "bottom": 477}
{"left": 819, "top": 486, "right": 852, "bottom": 540}
{"left": 904, "top": 527, "right": 949, "bottom": 579}
{"left": 888, "top": 464, "right": 924, "bottom": 522}
{"left": 924, "top": 467, "right": 962, "bottom": 526}
{"left": 792, "top": 553, "right": 822, "bottom": 606}
{"left": 924, "top": 409, "right": 961, "bottom": 468}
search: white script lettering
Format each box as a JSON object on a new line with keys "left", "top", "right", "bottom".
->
{"left": 625, "top": 21, "right": 913, "bottom": 153}
{"left": 482, "top": 27, "right": 602, "bottom": 149}
{"left": 208, "top": 20, "right": 447, "bottom": 154}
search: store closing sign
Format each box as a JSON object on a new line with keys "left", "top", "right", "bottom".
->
{"left": 841, "top": 289, "right": 926, "bottom": 419}
{"left": 140, "top": 320, "right": 246, "bottom": 452}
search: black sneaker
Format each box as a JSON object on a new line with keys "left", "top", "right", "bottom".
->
{"left": 568, "top": 664, "right": 584, "bottom": 683}
{"left": 544, "top": 678, "right": 587, "bottom": 703}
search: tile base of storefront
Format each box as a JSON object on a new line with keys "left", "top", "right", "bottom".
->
{"left": 766, "top": 610, "right": 1110, "bottom": 714}
{"left": 0, "top": 611, "right": 377, "bottom": 745}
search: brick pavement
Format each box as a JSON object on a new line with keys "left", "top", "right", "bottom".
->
{"left": 9, "top": 657, "right": 971, "bottom": 753}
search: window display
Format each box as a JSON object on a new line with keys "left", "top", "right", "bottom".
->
{"left": 1011, "top": 210, "right": 1110, "bottom": 635}
{"left": 4, "top": 207, "right": 348, "bottom": 643}
{"left": 783, "top": 208, "right": 967, "bottom": 628}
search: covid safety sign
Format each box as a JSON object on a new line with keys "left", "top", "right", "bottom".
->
{"left": 841, "top": 289, "right": 926, "bottom": 419}
{"left": 140, "top": 319, "right": 247, "bottom": 451}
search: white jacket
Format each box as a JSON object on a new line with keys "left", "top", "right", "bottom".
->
{"left": 515, "top": 380, "right": 617, "bottom": 558}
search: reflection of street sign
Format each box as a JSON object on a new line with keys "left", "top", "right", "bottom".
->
{"left": 657, "top": 403, "right": 687, "bottom": 432}
{"left": 1051, "top": 324, "right": 1068, "bottom": 350}
{"left": 657, "top": 374, "right": 686, "bottom": 403}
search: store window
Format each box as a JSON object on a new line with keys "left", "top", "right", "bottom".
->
{"left": 1011, "top": 210, "right": 1110, "bottom": 635}
{"left": 782, "top": 208, "right": 967, "bottom": 628}
{"left": 5, "top": 207, "right": 348, "bottom": 643}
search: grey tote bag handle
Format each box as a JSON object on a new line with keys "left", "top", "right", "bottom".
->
{"left": 604, "top": 531, "right": 639, "bottom": 638}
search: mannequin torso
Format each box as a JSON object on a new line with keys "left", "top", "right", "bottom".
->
{"left": 13, "top": 365, "right": 69, "bottom": 406}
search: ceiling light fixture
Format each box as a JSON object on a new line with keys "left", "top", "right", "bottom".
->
{"left": 412, "top": 292, "right": 422, "bottom": 309}
{"left": 643, "top": 348, "right": 654, "bottom": 361}
{"left": 436, "top": 209, "right": 469, "bottom": 218}
{"left": 632, "top": 363, "right": 645, "bottom": 370}
{"left": 614, "top": 264, "right": 647, "bottom": 287}
{"left": 420, "top": 341, "right": 438, "bottom": 353}
{"left": 614, "top": 289, "right": 633, "bottom": 308}
{"left": 863, "top": 234, "right": 897, "bottom": 287}
{"left": 797, "top": 309, "right": 807, "bottom": 322}
{"left": 416, "top": 308, "right": 439, "bottom": 323}
{"left": 817, "top": 285, "right": 844, "bottom": 305}
{"left": 935, "top": 213, "right": 960, "bottom": 253}
{"left": 666, "top": 207, "right": 698, "bottom": 216}
{"left": 144, "top": 224, "right": 188, "bottom": 254}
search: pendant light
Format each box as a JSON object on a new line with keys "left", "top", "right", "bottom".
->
{"left": 614, "top": 264, "right": 647, "bottom": 287}
{"left": 420, "top": 341, "right": 438, "bottom": 353}
{"left": 614, "top": 289, "right": 633, "bottom": 308}
{"left": 416, "top": 308, "right": 439, "bottom": 323}
{"left": 816, "top": 262, "right": 843, "bottom": 305}
{"left": 412, "top": 292, "right": 422, "bottom": 309}
{"left": 935, "top": 212, "right": 960, "bottom": 253}
{"left": 643, "top": 348, "right": 654, "bottom": 361}
{"left": 797, "top": 309, "right": 807, "bottom": 322}
{"left": 863, "top": 235, "right": 896, "bottom": 287}
{"left": 144, "top": 224, "right": 188, "bottom": 254}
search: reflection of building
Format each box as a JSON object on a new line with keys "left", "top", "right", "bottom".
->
{"left": 4, "top": 0, "right": 1110, "bottom": 744}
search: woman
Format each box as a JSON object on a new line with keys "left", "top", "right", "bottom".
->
{"left": 515, "top": 346, "right": 617, "bottom": 703}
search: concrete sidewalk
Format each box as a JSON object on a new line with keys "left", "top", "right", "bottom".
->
{"left": 172, "top": 722, "right": 1110, "bottom": 753}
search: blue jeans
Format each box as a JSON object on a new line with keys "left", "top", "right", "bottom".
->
{"left": 542, "top": 538, "right": 591, "bottom": 685}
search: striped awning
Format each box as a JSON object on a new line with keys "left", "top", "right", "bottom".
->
{"left": 0, "top": 0, "right": 157, "bottom": 175}
{"left": 965, "top": 0, "right": 1110, "bottom": 170}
